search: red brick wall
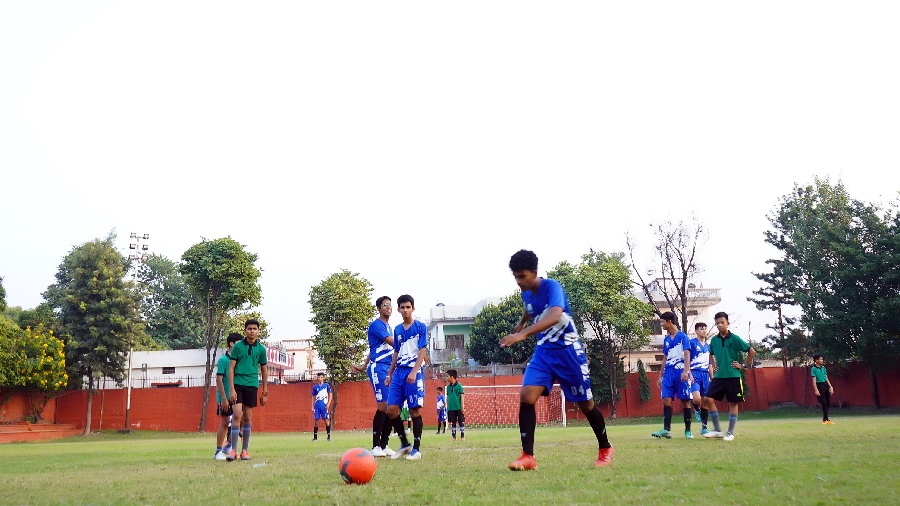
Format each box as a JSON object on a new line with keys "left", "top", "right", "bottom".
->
{"left": 9, "top": 363, "right": 894, "bottom": 431}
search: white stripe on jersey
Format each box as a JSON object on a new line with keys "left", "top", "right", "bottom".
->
{"left": 535, "top": 308, "right": 580, "bottom": 347}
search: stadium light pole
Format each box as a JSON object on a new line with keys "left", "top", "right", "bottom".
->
{"left": 121, "top": 232, "right": 150, "bottom": 434}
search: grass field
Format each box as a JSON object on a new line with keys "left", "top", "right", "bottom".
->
{"left": 3, "top": 408, "right": 899, "bottom": 505}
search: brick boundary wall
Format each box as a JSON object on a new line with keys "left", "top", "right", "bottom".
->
{"left": 2, "top": 363, "right": 896, "bottom": 432}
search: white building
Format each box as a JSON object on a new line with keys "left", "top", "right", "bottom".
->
{"left": 427, "top": 297, "right": 501, "bottom": 367}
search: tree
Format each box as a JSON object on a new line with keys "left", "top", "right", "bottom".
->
{"left": 15, "top": 303, "right": 57, "bottom": 332}
{"left": 550, "top": 250, "right": 654, "bottom": 418}
{"left": 308, "top": 269, "right": 373, "bottom": 433}
{"left": 765, "top": 177, "right": 900, "bottom": 407}
{"left": 748, "top": 260, "right": 799, "bottom": 368}
{"left": 0, "top": 315, "right": 21, "bottom": 390}
{"left": 180, "top": 237, "right": 261, "bottom": 432}
{"left": 627, "top": 216, "right": 708, "bottom": 331}
{"left": 16, "top": 325, "right": 68, "bottom": 422}
{"left": 224, "top": 310, "right": 270, "bottom": 341}
{"left": 44, "top": 235, "right": 145, "bottom": 435}
{"left": 137, "top": 254, "right": 204, "bottom": 350}
{"left": 0, "top": 276, "right": 7, "bottom": 312}
{"left": 468, "top": 292, "right": 534, "bottom": 366}
{"left": 637, "top": 359, "right": 652, "bottom": 403}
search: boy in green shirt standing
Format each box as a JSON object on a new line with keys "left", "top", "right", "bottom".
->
{"left": 215, "top": 332, "right": 242, "bottom": 461}
{"left": 812, "top": 354, "right": 834, "bottom": 424}
{"left": 445, "top": 369, "right": 466, "bottom": 441}
{"left": 701, "top": 312, "right": 755, "bottom": 442}
{"left": 228, "top": 319, "right": 268, "bottom": 460}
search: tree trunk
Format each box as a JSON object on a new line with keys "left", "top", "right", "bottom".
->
{"left": 83, "top": 373, "right": 94, "bottom": 436}
{"left": 329, "top": 382, "right": 338, "bottom": 433}
{"left": 198, "top": 306, "right": 216, "bottom": 432}
{"left": 607, "top": 331, "right": 617, "bottom": 419}
{"left": 870, "top": 368, "right": 881, "bottom": 409}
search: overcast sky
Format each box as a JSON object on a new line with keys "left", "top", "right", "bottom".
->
{"left": 1, "top": 1, "right": 898, "bottom": 343}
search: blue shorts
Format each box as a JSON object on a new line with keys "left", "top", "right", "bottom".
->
{"left": 690, "top": 370, "right": 711, "bottom": 397}
{"left": 388, "top": 367, "right": 425, "bottom": 409}
{"left": 314, "top": 404, "right": 329, "bottom": 421}
{"left": 522, "top": 342, "right": 592, "bottom": 402}
{"left": 367, "top": 362, "right": 390, "bottom": 403}
{"left": 437, "top": 409, "right": 446, "bottom": 422}
{"left": 661, "top": 367, "right": 692, "bottom": 400}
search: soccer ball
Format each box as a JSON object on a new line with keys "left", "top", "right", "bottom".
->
{"left": 339, "top": 447, "right": 377, "bottom": 485}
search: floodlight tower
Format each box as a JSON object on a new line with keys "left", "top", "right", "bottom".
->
{"left": 122, "top": 232, "right": 150, "bottom": 433}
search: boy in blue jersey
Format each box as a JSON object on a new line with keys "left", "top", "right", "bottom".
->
{"left": 689, "top": 322, "right": 713, "bottom": 434}
{"left": 435, "top": 387, "right": 447, "bottom": 434}
{"left": 350, "top": 296, "right": 397, "bottom": 457}
{"left": 500, "top": 250, "right": 614, "bottom": 470}
{"left": 214, "top": 332, "right": 242, "bottom": 461}
{"left": 385, "top": 294, "right": 428, "bottom": 461}
{"left": 652, "top": 311, "right": 694, "bottom": 439}
{"left": 311, "top": 372, "right": 333, "bottom": 441}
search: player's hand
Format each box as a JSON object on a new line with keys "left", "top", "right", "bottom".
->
{"left": 829, "top": 387, "right": 834, "bottom": 394}
{"left": 500, "top": 332, "right": 525, "bottom": 348}
{"left": 384, "top": 375, "right": 392, "bottom": 387}
{"left": 228, "top": 392, "right": 237, "bottom": 404}
{"left": 681, "top": 370, "right": 690, "bottom": 382}
{"left": 814, "top": 390, "right": 820, "bottom": 396}
{"left": 407, "top": 371, "right": 416, "bottom": 384}
{"left": 260, "top": 395, "right": 267, "bottom": 407}
{"left": 731, "top": 360, "right": 743, "bottom": 370}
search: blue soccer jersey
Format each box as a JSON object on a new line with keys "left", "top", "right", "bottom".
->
{"left": 367, "top": 319, "right": 394, "bottom": 365}
{"left": 521, "top": 278, "right": 580, "bottom": 349}
{"left": 393, "top": 320, "right": 428, "bottom": 368}
{"left": 312, "top": 382, "right": 331, "bottom": 407}
{"left": 689, "top": 338, "right": 711, "bottom": 371}
{"left": 663, "top": 331, "right": 691, "bottom": 370}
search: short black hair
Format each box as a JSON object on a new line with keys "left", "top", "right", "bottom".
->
{"left": 397, "top": 294, "right": 415, "bottom": 307}
{"left": 245, "top": 318, "right": 260, "bottom": 329}
{"left": 813, "top": 354, "right": 823, "bottom": 362}
{"left": 695, "top": 322, "right": 707, "bottom": 330}
{"left": 714, "top": 311, "right": 729, "bottom": 321}
{"left": 660, "top": 311, "right": 677, "bottom": 323}
{"left": 317, "top": 372, "right": 325, "bottom": 377}
{"left": 437, "top": 386, "right": 443, "bottom": 392}
{"left": 376, "top": 295, "right": 391, "bottom": 308}
{"left": 447, "top": 369, "right": 458, "bottom": 379}
{"left": 227, "top": 332, "right": 242, "bottom": 345}
{"left": 509, "top": 249, "right": 538, "bottom": 272}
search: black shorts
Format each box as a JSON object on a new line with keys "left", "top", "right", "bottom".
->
{"left": 234, "top": 385, "right": 258, "bottom": 408}
{"left": 448, "top": 410, "right": 465, "bottom": 425}
{"left": 217, "top": 402, "right": 233, "bottom": 417}
{"left": 706, "top": 377, "right": 745, "bottom": 403}
{"left": 817, "top": 382, "right": 831, "bottom": 404}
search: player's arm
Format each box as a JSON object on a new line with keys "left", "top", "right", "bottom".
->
{"left": 327, "top": 385, "right": 333, "bottom": 411}
{"left": 408, "top": 347, "right": 426, "bottom": 383}
{"left": 709, "top": 353, "right": 718, "bottom": 378}
{"left": 350, "top": 357, "right": 370, "bottom": 373}
{"left": 260, "top": 361, "right": 268, "bottom": 406}
{"left": 744, "top": 346, "right": 756, "bottom": 370}
{"left": 513, "top": 309, "right": 530, "bottom": 333}
{"left": 459, "top": 389, "right": 464, "bottom": 413}
{"left": 228, "top": 358, "right": 237, "bottom": 403}
{"left": 216, "top": 372, "right": 229, "bottom": 406}
{"left": 812, "top": 373, "right": 820, "bottom": 395}
{"left": 386, "top": 351, "right": 398, "bottom": 387}
{"left": 681, "top": 348, "right": 692, "bottom": 381}
{"left": 501, "top": 306, "right": 562, "bottom": 348}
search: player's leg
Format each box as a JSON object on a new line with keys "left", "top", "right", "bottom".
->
{"left": 313, "top": 409, "right": 320, "bottom": 441}
{"left": 406, "top": 372, "right": 425, "bottom": 459}
{"left": 325, "top": 409, "right": 331, "bottom": 441}
{"left": 369, "top": 364, "right": 389, "bottom": 451}
{"left": 691, "top": 380, "right": 703, "bottom": 423}
{"left": 822, "top": 387, "right": 831, "bottom": 422}
{"left": 215, "top": 407, "right": 230, "bottom": 460}
{"left": 229, "top": 399, "right": 244, "bottom": 460}
{"left": 724, "top": 378, "right": 743, "bottom": 441}
{"left": 654, "top": 369, "right": 676, "bottom": 438}
{"left": 678, "top": 378, "right": 693, "bottom": 436}
{"left": 509, "top": 354, "right": 551, "bottom": 471}
{"left": 241, "top": 404, "right": 254, "bottom": 458}
{"left": 557, "top": 346, "right": 613, "bottom": 466}
{"left": 458, "top": 410, "right": 466, "bottom": 440}
{"left": 387, "top": 371, "right": 411, "bottom": 457}
{"left": 702, "top": 379, "right": 725, "bottom": 437}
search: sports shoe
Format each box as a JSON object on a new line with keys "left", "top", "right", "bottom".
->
{"left": 508, "top": 452, "right": 538, "bottom": 471}
{"left": 214, "top": 450, "right": 227, "bottom": 461}
{"left": 382, "top": 446, "right": 396, "bottom": 458}
{"left": 700, "top": 428, "right": 710, "bottom": 436}
{"left": 684, "top": 430, "right": 694, "bottom": 439}
{"left": 225, "top": 449, "right": 237, "bottom": 461}
{"left": 370, "top": 446, "right": 386, "bottom": 458}
{"left": 240, "top": 449, "right": 251, "bottom": 460}
{"left": 460, "top": 436, "right": 465, "bottom": 441}
{"left": 825, "top": 420, "right": 835, "bottom": 425}
{"left": 406, "top": 449, "right": 422, "bottom": 460}
{"left": 595, "top": 447, "right": 614, "bottom": 467}
{"left": 651, "top": 429, "right": 672, "bottom": 439}
{"left": 723, "top": 433, "right": 735, "bottom": 442}
{"left": 822, "top": 421, "right": 829, "bottom": 425}
{"left": 312, "top": 437, "right": 317, "bottom": 442}
{"left": 702, "top": 430, "right": 724, "bottom": 439}
{"left": 391, "top": 444, "right": 412, "bottom": 460}
{"left": 327, "top": 435, "right": 331, "bottom": 441}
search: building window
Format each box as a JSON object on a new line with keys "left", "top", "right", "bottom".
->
{"left": 446, "top": 334, "right": 465, "bottom": 350}
{"left": 687, "top": 310, "right": 699, "bottom": 316}
{"left": 655, "top": 355, "right": 665, "bottom": 362}
{"left": 162, "top": 367, "right": 175, "bottom": 375}
{"left": 648, "top": 319, "right": 662, "bottom": 335}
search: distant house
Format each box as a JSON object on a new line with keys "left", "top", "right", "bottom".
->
{"left": 427, "top": 298, "right": 501, "bottom": 368}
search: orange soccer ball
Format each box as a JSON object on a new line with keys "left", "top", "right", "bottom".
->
{"left": 339, "top": 447, "right": 377, "bottom": 485}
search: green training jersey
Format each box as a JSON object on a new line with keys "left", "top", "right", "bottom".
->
{"left": 811, "top": 365, "right": 828, "bottom": 383}
{"left": 446, "top": 382, "right": 464, "bottom": 411}
{"left": 215, "top": 352, "right": 231, "bottom": 404}
{"left": 709, "top": 331, "right": 750, "bottom": 379}
{"left": 230, "top": 339, "right": 268, "bottom": 388}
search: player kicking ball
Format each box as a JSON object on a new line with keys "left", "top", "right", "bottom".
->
{"left": 500, "top": 250, "right": 614, "bottom": 470}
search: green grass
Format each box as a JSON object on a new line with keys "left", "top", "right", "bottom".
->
{"left": 3, "top": 410, "right": 899, "bottom": 505}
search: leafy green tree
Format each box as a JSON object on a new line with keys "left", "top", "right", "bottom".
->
{"left": 0, "top": 276, "right": 6, "bottom": 312}
{"left": 0, "top": 315, "right": 22, "bottom": 389}
{"left": 748, "top": 260, "right": 800, "bottom": 367}
{"left": 2, "top": 305, "right": 23, "bottom": 324}
{"left": 468, "top": 292, "right": 534, "bottom": 366}
{"left": 17, "top": 325, "right": 68, "bottom": 422}
{"left": 637, "top": 359, "right": 652, "bottom": 403}
{"left": 765, "top": 177, "right": 900, "bottom": 407}
{"left": 16, "top": 303, "right": 57, "bottom": 332}
{"left": 180, "top": 237, "right": 262, "bottom": 432}
{"left": 762, "top": 328, "right": 812, "bottom": 366}
{"left": 551, "top": 250, "right": 654, "bottom": 418}
{"left": 44, "top": 235, "right": 145, "bottom": 435}
{"left": 224, "top": 310, "right": 270, "bottom": 341}
{"left": 137, "top": 254, "right": 204, "bottom": 350}
{"left": 308, "top": 269, "right": 373, "bottom": 432}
